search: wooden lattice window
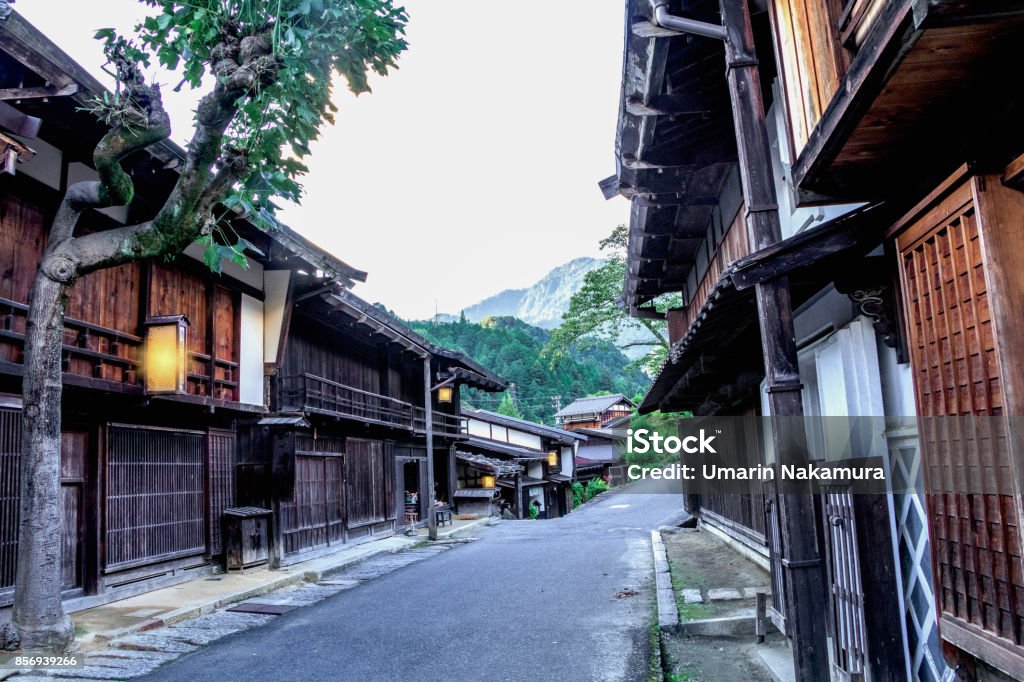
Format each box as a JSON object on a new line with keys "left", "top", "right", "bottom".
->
{"left": 105, "top": 425, "right": 206, "bottom": 570}
{"left": 895, "top": 175, "right": 1024, "bottom": 671}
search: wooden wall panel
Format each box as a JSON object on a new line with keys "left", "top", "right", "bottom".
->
{"left": 0, "top": 193, "right": 45, "bottom": 305}
{"left": 769, "top": 0, "right": 849, "bottom": 155}
{"left": 895, "top": 176, "right": 1024, "bottom": 669}
{"left": 345, "top": 438, "right": 390, "bottom": 528}
{"left": 283, "top": 316, "right": 382, "bottom": 395}
{"left": 148, "top": 263, "right": 207, "bottom": 354}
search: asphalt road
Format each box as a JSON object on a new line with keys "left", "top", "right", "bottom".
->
{"left": 143, "top": 484, "right": 683, "bottom": 682}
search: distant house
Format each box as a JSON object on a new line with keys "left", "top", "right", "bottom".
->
{"left": 571, "top": 426, "right": 628, "bottom": 485}
{"left": 554, "top": 394, "right": 636, "bottom": 431}
{"left": 456, "top": 410, "right": 585, "bottom": 519}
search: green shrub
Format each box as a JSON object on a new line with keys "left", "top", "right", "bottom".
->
{"left": 571, "top": 482, "right": 584, "bottom": 508}
{"left": 528, "top": 502, "right": 540, "bottom": 520}
{"left": 585, "top": 478, "right": 609, "bottom": 501}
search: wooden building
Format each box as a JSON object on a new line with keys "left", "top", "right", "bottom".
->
{"left": 456, "top": 410, "right": 584, "bottom": 520}
{"left": 608, "top": 1, "right": 1024, "bottom": 680}
{"left": 247, "top": 293, "right": 506, "bottom": 564}
{"left": 553, "top": 394, "right": 635, "bottom": 431}
{"left": 0, "top": 11, "right": 507, "bottom": 609}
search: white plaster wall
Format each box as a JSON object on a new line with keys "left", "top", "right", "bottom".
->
{"left": 239, "top": 293, "right": 264, "bottom": 405}
{"left": 183, "top": 240, "right": 264, "bottom": 290}
{"left": 263, "top": 270, "right": 290, "bottom": 364}
{"left": 13, "top": 134, "right": 60, "bottom": 189}
{"left": 507, "top": 429, "right": 541, "bottom": 450}
{"left": 467, "top": 418, "right": 490, "bottom": 438}
{"left": 561, "top": 445, "right": 574, "bottom": 476}
{"left": 527, "top": 462, "right": 543, "bottom": 479}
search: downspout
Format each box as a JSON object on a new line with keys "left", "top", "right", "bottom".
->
{"left": 651, "top": 1, "right": 726, "bottom": 40}
{"left": 649, "top": 1, "right": 828, "bottom": 680}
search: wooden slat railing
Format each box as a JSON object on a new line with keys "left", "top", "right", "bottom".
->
{"left": 284, "top": 373, "right": 416, "bottom": 429}
{"left": 412, "top": 408, "right": 468, "bottom": 438}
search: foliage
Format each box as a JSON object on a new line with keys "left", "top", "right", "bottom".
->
{"left": 584, "top": 477, "right": 609, "bottom": 501}
{"left": 496, "top": 392, "right": 523, "bottom": 419}
{"left": 527, "top": 501, "right": 540, "bottom": 520}
{"left": 570, "top": 481, "right": 584, "bottom": 509}
{"left": 95, "top": 0, "right": 407, "bottom": 265}
{"left": 545, "top": 225, "right": 680, "bottom": 376}
{"left": 408, "top": 315, "right": 647, "bottom": 425}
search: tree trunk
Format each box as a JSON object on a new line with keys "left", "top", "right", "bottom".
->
{"left": 12, "top": 267, "right": 74, "bottom": 652}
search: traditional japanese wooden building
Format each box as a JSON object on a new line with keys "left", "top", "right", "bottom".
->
{"left": 246, "top": 293, "right": 506, "bottom": 564}
{"left": 457, "top": 410, "right": 583, "bottom": 520}
{"left": 608, "top": 1, "right": 1024, "bottom": 680}
{"left": 553, "top": 394, "right": 635, "bottom": 431}
{"left": 0, "top": 11, "right": 507, "bottom": 609}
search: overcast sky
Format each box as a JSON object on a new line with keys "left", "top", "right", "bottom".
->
{"left": 18, "top": 1, "right": 629, "bottom": 319}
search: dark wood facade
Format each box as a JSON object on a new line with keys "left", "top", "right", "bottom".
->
{"left": 611, "top": 0, "right": 1024, "bottom": 679}
{"left": 0, "top": 12, "right": 507, "bottom": 610}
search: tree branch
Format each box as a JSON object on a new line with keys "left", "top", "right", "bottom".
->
{"left": 57, "top": 29, "right": 278, "bottom": 277}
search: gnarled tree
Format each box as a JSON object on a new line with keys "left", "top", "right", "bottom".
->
{"left": 13, "top": 0, "right": 406, "bottom": 651}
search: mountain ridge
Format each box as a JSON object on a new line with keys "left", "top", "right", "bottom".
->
{"left": 460, "top": 257, "right": 604, "bottom": 329}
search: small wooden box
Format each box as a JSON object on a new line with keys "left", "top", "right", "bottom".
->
{"left": 223, "top": 507, "right": 272, "bottom": 571}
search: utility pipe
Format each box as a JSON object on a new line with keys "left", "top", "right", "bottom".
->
{"left": 651, "top": 0, "right": 727, "bottom": 41}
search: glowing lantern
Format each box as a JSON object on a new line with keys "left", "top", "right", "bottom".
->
{"left": 143, "top": 315, "right": 189, "bottom": 394}
{"left": 481, "top": 475, "right": 496, "bottom": 488}
{"left": 547, "top": 451, "right": 558, "bottom": 466}
{"left": 437, "top": 385, "right": 453, "bottom": 403}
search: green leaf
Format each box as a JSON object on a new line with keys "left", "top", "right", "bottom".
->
{"left": 203, "top": 243, "right": 222, "bottom": 274}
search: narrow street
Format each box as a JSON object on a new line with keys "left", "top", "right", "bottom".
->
{"left": 141, "top": 486, "right": 681, "bottom": 682}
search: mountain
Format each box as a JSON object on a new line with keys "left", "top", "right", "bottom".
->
{"left": 462, "top": 257, "right": 604, "bottom": 329}
{"left": 408, "top": 316, "right": 646, "bottom": 425}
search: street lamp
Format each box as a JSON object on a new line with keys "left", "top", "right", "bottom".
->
{"left": 143, "top": 315, "right": 189, "bottom": 394}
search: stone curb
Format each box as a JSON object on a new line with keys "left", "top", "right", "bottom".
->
{"left": 91, "top": 537, "right": 421, "bottom": 643}
{"left": 651, "top": 530, "right": 679, "bottom": 631}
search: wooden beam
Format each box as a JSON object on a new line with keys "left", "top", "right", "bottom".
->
{"left": 1003, "top": 152, "right": 1024, "bottom": 191}
{"left": 632, "top": 19, "right": 679, "bottom": 38}
{"left": 0, "top": 83, "right": 78, "bottom": 101}
{"left": 626, "top": 94, "right": 712, "bottom": 117}
{"left": 634, "top": 194, "right": 719, "bottom": 207}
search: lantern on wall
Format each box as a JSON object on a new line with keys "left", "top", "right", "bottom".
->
{"left": 143, "top": 315, "right": 189, "bottom": 394}
{"left": 547, "top": 450, "right": 558, "bottom": 466}
{"left": 437, "top": 385, "right": 453, "bottom": 403}
{"left": 481, "top": 474, "right": 496, "bottom": 488}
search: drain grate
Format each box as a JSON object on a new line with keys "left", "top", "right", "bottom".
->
{"left": 225, "top": 602, "right": 297, "bottom": 616}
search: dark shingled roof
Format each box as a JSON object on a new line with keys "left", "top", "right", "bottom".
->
{"left": 468, "top": 410, "right": 587, "bottom": 444}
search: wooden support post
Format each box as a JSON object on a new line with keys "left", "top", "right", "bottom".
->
{"left": 422, "top": 357, "right": 438, "bottom": 540}
{"left": 756, "top": 591, "right": 767, "bottom": 643}
{"left": 717, "top": 0, "right": 828, "bottom": 678}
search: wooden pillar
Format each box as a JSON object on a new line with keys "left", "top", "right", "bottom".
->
{"left": 422, "top": 357, "right": 437, "bottom": 540}
{"left": 718, "top": 0, "right": 828, "bottom": 678}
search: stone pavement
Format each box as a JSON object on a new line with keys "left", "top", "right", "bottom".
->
{"left": 4, "top": 541, "right": 464, "bottom": 681}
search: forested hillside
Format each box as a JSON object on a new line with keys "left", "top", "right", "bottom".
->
{"left": 408, "top": 315, "right": 647, "bottom": 425}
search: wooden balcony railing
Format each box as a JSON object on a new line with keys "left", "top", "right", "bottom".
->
{"left": 0, "top": 295, "right": 238, "bottom": 401}
{"left": 413, "top": 408, "right": 468, "bottom": 439}
{"left": 284, "top": 373, "right": 416, "bottom": 429}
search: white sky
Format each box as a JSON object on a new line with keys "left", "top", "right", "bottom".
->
{"left": 17, "top": 1, "right": 629, "bottom": 320}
